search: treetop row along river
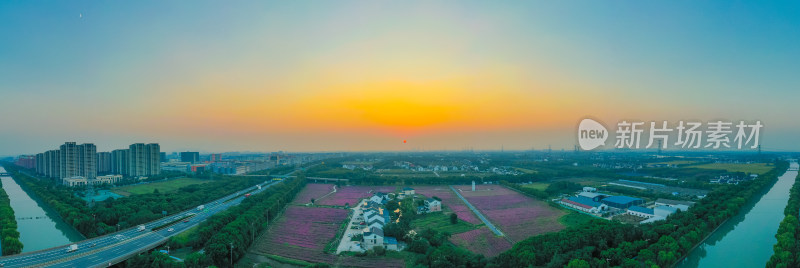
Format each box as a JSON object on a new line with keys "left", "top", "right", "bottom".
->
{"left": 677, "top": 161, "right": 800, "bottom": 268}
{"left": 0, "top": 166, "right": 83, "bottom": 253}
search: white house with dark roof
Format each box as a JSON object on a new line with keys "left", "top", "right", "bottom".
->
{"left": 363, "top": 227, "right": 384, "bottom": 250}
{"left": 424, "top": 198, "right": 442, "bottom": 212}
{"left": 402, "top": 187, "right": 415, "bottom": 195}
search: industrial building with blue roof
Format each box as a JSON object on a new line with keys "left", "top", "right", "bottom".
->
{"left": 601, "top": 196, "right": 644, "bottom": 209}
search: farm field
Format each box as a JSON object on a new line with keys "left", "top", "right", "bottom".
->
{"left": 690, "top": 163, "right": 772, "bottom": 174}
{"left": 521, "top": 182, "right": 549, "bottom": 191}
{"left": 448, "top": 227, "right": 512, "bottom": 257}
{"left": 513, "top": 167, "right": 537, "bottom": 174}
{"left": 453, "top": 185, "right": 566, "bottom": 242}
{"left": 316, "top": 185, "right": 397, "bottom": 206}
{"left": 251, "top": 206, "right": 403, "bottom": 267}
{"left": 551, "top": 177, "right": 613, "bottom": 187}
{"left": 410, "top": 212, "right": 480, "bottom": 234}
{"left": 111, "top": 177, "right": 209, "bottom": 196}
{"left": 414, "top": 186, "right": 481, "bottom": 224}
{"left": 650, "top": 160, "right": 698, "bottom": 165}
{"left": 252, "top": 206, "right": 346, "bottom": 263}
{"left": 292, "top": 183, "right": 335, "bottom": 204}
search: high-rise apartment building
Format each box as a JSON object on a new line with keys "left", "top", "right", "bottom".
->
{"left": 59, "top": 142, "right": 79, "bottom": 179}
{"left": 97, "top": 152, "right": 111, "bottom": 174}
{"left": 77, "top": 143, "right": 97, "bottom": 179}
{"left": 128, "top": 143, "right": 160, "bottom": 177}
{"left": 33, "top": 142, "right": 160, "bottom": 180}
{"left": 181, "top": 152, "right": 199, "bottom": 163}
{"left": 111, "top": 149, "right": 129, "bottom": 175}
{"left": 45, "top": 149, "right": 60, "bottom": 179}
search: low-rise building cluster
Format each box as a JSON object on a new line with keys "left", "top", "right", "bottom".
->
{"left": 559, "top": 188, "right": 695, "bottom": 224}
{"left": 356, "top": 193, "right": 400, "bottom": 251}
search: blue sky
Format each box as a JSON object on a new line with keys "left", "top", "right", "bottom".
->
{"left": 1, "top": 1, "right": 799, "bottom": 154}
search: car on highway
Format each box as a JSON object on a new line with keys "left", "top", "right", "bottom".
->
{"left": 168, "top": 228, "right": 174, "bottom": 232}
{"left": 183, "top": 219, "right": 190, "bottom": 223}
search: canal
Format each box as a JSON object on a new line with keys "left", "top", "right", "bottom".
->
{"left": 0, "top": 166, "right": 84, "bottom": 253}
{"left": 677, "top": 161, "right": 800, "bottom": 268}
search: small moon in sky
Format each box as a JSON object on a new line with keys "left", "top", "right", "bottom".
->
{"left": 79, "top": 13, "right": 83, "bottom": 18}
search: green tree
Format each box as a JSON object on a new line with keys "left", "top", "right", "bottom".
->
{"left": 566, "top": 259, "right": 590, "bottom": 268}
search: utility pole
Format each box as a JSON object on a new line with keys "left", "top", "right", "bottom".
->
{"left": 230, "top": 242, "right": 234, "bottom": 267}
{"left": 657, "top": 140, "right": 662, "bottom": 155}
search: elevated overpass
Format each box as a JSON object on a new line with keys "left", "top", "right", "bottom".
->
{"left": 0, "top": 180, "right": 281, "bottom": 268}
{"left": 236, "top": 174, "right": 348, "bottom": 183}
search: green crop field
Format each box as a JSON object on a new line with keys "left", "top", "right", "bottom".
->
{"left": 691, "top": 163, "right": 773, "bottom": 174}
{"left": 522, "top": 182, "right": 550, "bottom": 191}
{"left": 112, "top": 177, "right": 211, "bottom": 196}
{"left": 411, "top": 212, "right": 480, "bottom": 234}
{"left": 558, "top": 212, "right": 596, "bottom": 228}
{"left": 650, "top": 160, "right": 698, "bottom": 165}
{"left": 514, "top": 167, "right": 538, "bottom": 174}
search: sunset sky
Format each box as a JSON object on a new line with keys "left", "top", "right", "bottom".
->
{"left": 1, "top": 1, "right": 800, "bottom": 154}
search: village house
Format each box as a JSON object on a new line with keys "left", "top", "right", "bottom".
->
{"left": 363, "top": 227, "right": 384, "bottom": 250}
{"left": 424, "top": 198, "right": 442, "bottom": 212}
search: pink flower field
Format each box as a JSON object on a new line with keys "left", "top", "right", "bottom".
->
{"left": 316, "top": 185, "right": 397, "bottom": 206}
{"left": 413, "top": 186, "right": 480, "bottom": 224}
{"left": 449, "top": 227, "right": 512, "bottom": 257}
{"left": 454, "top": 185, "right": 566, "bottom": 242}
{"left": 253, "top": 206, "right": 404, "bottom": 267}
{"left": 292, "top": 183, "right": 335, "bottom": 204}
{"left": 258, "top": 206, "right": 347, "bottom": 249}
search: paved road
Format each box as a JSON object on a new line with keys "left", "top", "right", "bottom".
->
{"left": 0, "top": 179, "right": 281, "bottom": 268}
{"left": 449, "top": 185, "right": 504, "bottom": 237}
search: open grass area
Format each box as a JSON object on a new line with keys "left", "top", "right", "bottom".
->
{"left": 513, "top": 167, "right": 538, "bottom": 174}
{"left": 613, "top": 213, "right": 647, "bottom": 225}
{"left": 169, "top": 225, "right": 198, "bottom": 248}
{"left": 651, "top": 160, "right": 698, "bottom": 165}
{"left": 112, "top": 177, "right": 211, "bottom": 196}
{"left": 690, "top": 163, "right": 773, "bottom": 174}
{"left": 521, "top": 182, "right": 549, "bottom": 191}
{"left": 558, "top": 212, "right": 596, "bottom": 228}
{"left": 553, "top": 177, "right": 612, "bottom": 187}
{"left": 411, "top": 212, "right": 480, "bottom": 234}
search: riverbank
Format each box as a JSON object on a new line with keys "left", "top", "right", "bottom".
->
{"left": 0, "top": 165, "right": 84, "bottom": 253}
{"left": 0, "top": 170, "right": 23, "bottom": 255}
{"left": 676, "top": 161, "right": 799, "bottom": 268}
{"left": 9, "top": 174, "right": 87, "bottom": 240}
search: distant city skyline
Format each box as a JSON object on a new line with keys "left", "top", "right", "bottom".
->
{"left": 2, "top": 1, "right": 800, "bottom": 155}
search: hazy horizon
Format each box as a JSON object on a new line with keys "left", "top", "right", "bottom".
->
{"left": 2, "top": 1, "right": 800, "bottom": 155}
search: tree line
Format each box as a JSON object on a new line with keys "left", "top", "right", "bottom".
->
{"left": 0, "top": 178, "right": 23, "bottom": 255}
{"left": 767, "top": 171, "right": 800, "bottom": 267}
{"left": 2, "top": 164, "right": 268, "bottom": 238}
{"left": 491, "top": 160, "right": 788, "bottom": 267}
{"left": 202, "top": 177, "right": 306, "bottom": 267}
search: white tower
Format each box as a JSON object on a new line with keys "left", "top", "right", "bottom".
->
{"left": 472, "top": 180, "right": 476, "bottom": 191}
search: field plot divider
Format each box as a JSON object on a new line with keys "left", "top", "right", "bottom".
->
{"left": 448, "top": 185, "right": 505, "bottom": 237}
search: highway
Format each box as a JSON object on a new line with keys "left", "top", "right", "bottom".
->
{"left": 0, "top": 179, "right": 281, "bottom": 268}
